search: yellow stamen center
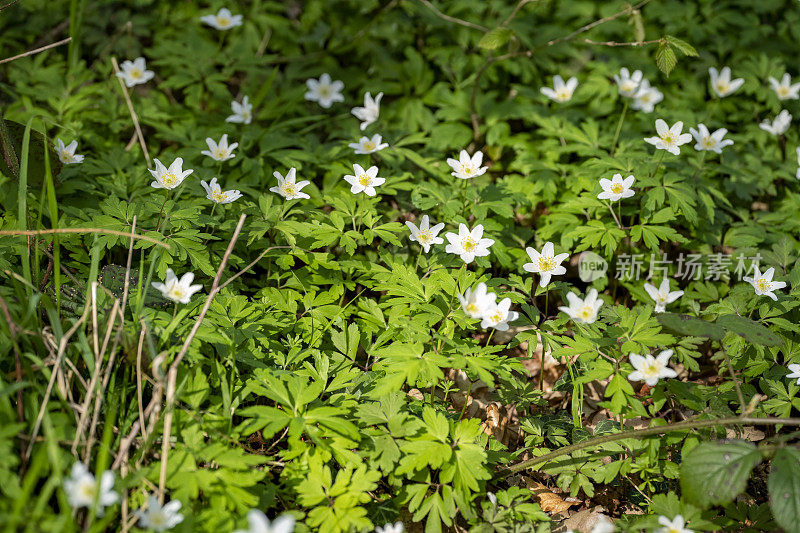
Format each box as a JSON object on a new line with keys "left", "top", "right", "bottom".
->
{"left": 702, "top": 137, "right": 715, "bottom": 148}
{"left": 642, "top": 362, "right": 661, "bottom": 378}
{"left": 282, "top": 183, "right": 297, "bottom": 197}
{"left": 610, "top": 183, "right": 623, "bottom": 194}
{"left": 538, "top": 256, "right": 556, "bottom": 271}
{"left": 358, "top": 173, "right": 371, "bottom": 186}
{"left": 130, "top": 68, "right": 142, "bottom": 79}
{"left": 161, "top": 172, "right": 178, "bottom": 187}
{"left": 417, "top": 230, "right": 431, "bottom": 243}
{"left": 490, "top": 311, "right": 503, "bottom": 323}
{"left": 662, "top": 133, "right": 675, "bottom": 145}
{"left": 621, "top": 81, "right": 636, "bottom": 93}
{"left": 462, "top": 165, "right": 473, "bottom": 175}
{"left": 212, "top": 190, "right": 227, "bottom": 202}
{"left": 214, "top": 148, "right": 226, "bottom": 159}
{"left": 217, "top": 16, "right": 231, "bottom": 27}
{"left": 79, "top": 482, "right": 96, "bottom": 500}
{"left": 778, "top": 86, "right": 790, "bottom": 97}
{"left": 716, "top": 81, "right": 730, "bottom": 94}
{"left": 461, "top": 238, "right": 476, "bottom": 252}
{"left": 578, "top": 306, "right": 594, "bottom": 320}
{"left": 756, "top": 279, "right": 770, "bottom": 292}
{"left": 466, "top": 303, "right": 478, "bottom": 314}
{"left": 169, "top": 286, "right": 186, "bottom": 300}
{"left": 363, "top": 141, "right": 375, "bottom": 151}
{"left": 556, "top": 89, "right": 571, "bottom": 101}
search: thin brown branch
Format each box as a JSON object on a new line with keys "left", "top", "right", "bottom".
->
{"left": 415, "top": 0, "right": 488, "bottom": 32}
{"left": 0, "top": 228, "right": 169, "bottom": 249}
{"left": 218, "top": 245, "right": 294, "bottom": 292}
{"left": 545, "top": 0, "right": 654, "bottom": 47}
{"left": 0, "top": 37, "right": 71, "bottom": 65}
{"left": 583, "top": 38, "right": 661, "bottom": 47}
{"left": 158, "top": 214, "right": 247, "bottom": 500}
{"left": 111, "top": 57, "right": 151, "bottom": 167}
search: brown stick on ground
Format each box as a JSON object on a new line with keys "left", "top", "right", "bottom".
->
{"left": 0, "top": 37, "right": 71, "bottom": 65}
{"left": 158, "top": 214, "right": 247, "bottom": 500}
{"left": 110, "top": 57, "right": 151, "bottom": 167}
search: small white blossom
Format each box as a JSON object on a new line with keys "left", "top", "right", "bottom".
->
{"left": 631, "top": 79, "right": 663, "bottom": 113}
{"left": 149, "top": 157, "right": 193, "bottom": 190}
{"left": 200, "top": 7, "right": 243, "bottom": 30}
{"left": 458, "top": 282, "right": 497, "bottom": 319}
{"left": 656, "top": 514, "right": 693, "bottom": 533}
{"left": 343, "top": 163, "right": 385, "bottom": 196}
{"left": 759, "top": 109, "right": 792, "bottom": 135}
{"left": 590, "top": 517, "right": 616, "bottom": 533}
{"left": 348, "top": 134, "right": 388, "bottom": 154}
{"left": 743, "top": 266, "right": 786, "bottom": 301}
{"left": 136, "top": 495, "right": 184, "bottom": 532}
{"left": 708, "top": 67, "right": 744, "bottom": 98}
{"left": 446, "top": 150, "right": 488, "bottom": 180}
{"left": 226, "top": 95, "right": 253, "bottom": 124}
{"left": 152, "top": 269, "right": 202, "bottom": 304}
{"left": 613, "top": 67, "right": 644, "bottom": 98}
{"left": 487, "top": 492, "right": 497, "bottom": 506}
{"left": 689, "top": 124, "right": 733, "bottom": 154}
{"left": 523, "top": 242, "right": 569, "bottom": 287}
{"left": 63, "top": 462, "right": 119, "bottom": 514}
{"left": 481, "top": 298, "right": 519, "bottom": 331}
{"left": 628, "top": 349, "right": 678, "bottom": 387}
{"left": 351, "top": 91, "right": 383, "bottom": 130}
{"left": 270, "top": 167, "right": 311, "bottom": 200}
{"left": 558, "top": 288, "right": 604, "bottom": 324}
{"left": 644, "top": 278, "right": 683, "bottom": 313}
{"left": 540, "top": 75, "right": 578, "bottom": 103}
{"left": 796, "top": 147, "right": 800, "bottom": 180}
{"left": 201, "top": 178, "right": 242, "bottom": 204}
{"left": 405, "top": 214, "right": 444, "bottom": 253}
{"left": 597, "top": 173, "right": 635, "bottom": 202}
{"left": 56, "top": 138, "right": 84, "bottom": 164}
{"left": 116, "top": 57, "right": 154, "bottom": 87}
{"left": 769, "top": 73, "right": 800, "bottom": 101}
{"left": 234, "top": 510, "right": 295, "bottom": 533}
{"left": 201, "top": 134, "right": 238, "bottom": 162}
{"left": 305, "top": 73, "right": 344, "bottom": 109}
{"left": 375, "top": 522, "right": 404, "bottom": 533}
{"left": 786, "top": 364, "right": 800, "bottom": 385}
{"left": 444, "top": 223, "right": 494, "bottom": 264}
{"left": 644, "top": 119, "right": 693, "bottom": 155}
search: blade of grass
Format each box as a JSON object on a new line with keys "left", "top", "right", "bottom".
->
{"left": 18, "top": 118, "right": 32, "bottom": 297}
{"left": 42, "top": 133, "right": 61, "bottom": 310}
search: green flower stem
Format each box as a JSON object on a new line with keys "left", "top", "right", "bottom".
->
{"left": 502, "top": 415, "right": 800, "bottom": 476}
{"left": 690, "top": 150, "right": 708, "bottom": 181}
{"left": 610, "top": 98, "right": 629, "bottom": 156}
{"left": 648, "top": 150, "right": 666, "bottom": 180}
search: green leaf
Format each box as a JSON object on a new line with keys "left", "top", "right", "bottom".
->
{"left": 655, "top": 42, "right": 677, "bottom": 76}
{"left": 656, "top": 313, "right": 726, "bottom": 340}
{"left": 680, "top": 441, "right": 761, "bottom": 508}
{"left": 666, "top": 35, "right": 698, "bottom": 56}
{"left": 478, "top": 28, "right": 513, "bottom": 50}
{"left": 769, "top": 448, "right": 800, "bottom": 533}
{"left": 717, "top": 315, "right": 783, "bottom": 347}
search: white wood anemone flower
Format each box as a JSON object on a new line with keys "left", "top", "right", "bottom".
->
{"left": 375, "top": 522, "right": 405, "bottom": 533}
{"left": 270, "top": 167, "right": 311, "bottom": 200}
{"left": 769, "top": 73, "right": 800, "bottom": 101}
{"left": 708, "top": 66, "right": 744, "bottom": 98}
{"left": 136, "top": 495, "right": 184, "bottom": 532}
{"left": 597, "top": 173, "right": 635, "bottom": 202}
{"left": 759, "top": 109, "right": 792, "bottom": 135}
{"left": 656, "top": 514, "right": 694, "bottom": 533}
{"left": 796, "top": 147, "right": 800, "bottom": 180}
{"left": 458, "top": 282, "right": 497, "bottom": 319}
{"left": 644, "top": 278, "right": 683, "bottom": 313}
{"left": 446, "top": 149, "right": 488, "bottom": 180}
{"left": 116, "top": 57, "right": 154, "bottom": 87}
{"left": 644, "top": 119, "right": 693, "bottom": 155}
{"left": 613, "top": 67, "right": 644, "bottom": 98}
{"left": 348, "top": 134, "right": 388, "bottom": 154}
{"left": 786, "top": 364, "right": 800, "bottom": 385}
{"left": 343, "top": 163, "right": 385, "bottom": 196}
{"left": 56, "top": 138, "right": 84, "bottom": 164}
{"left": 305, "top": 73, "right": 344, "bottom": 108}
{"left": 540, "top": 75, "right": 578, "bottom": 103}
{"left": 152, "top": 269, "right": 203, "bottom": 304}
{"left": 523, "top": 242, "right": 569, "bottom": 287}
{"left": 405, "top": 214, "right": 444, "bottom": 253}
{"left": 628, "top": 349, "right": 678, "bottom": 387}
{"left": 689, "top": 124, "right": 733, "bottom": 154}
{"left": 63, "top": 462, "right": 119, "bottom": 514}
{"left": 351, "top": 91, "right": 383, "bottom": 130}
{"left": 149, "top": 157, "right": 193, "bottom": 190}
{"left": 558, "top": 288, "right": 604, "bottom": 324}
{"left": 201, "top": 178, "right": 243, "bottom": 204}
{"left": 234, "top": 510, "right": 296, "bottom": 533}
{"left": 200, "top": 7, "right": 243, "bottom": 30}
{"left": 226, "top": 95, "right": 253, "bottom": 124}
{"left": 481, "top": 298, "right": 519, "bottom": 331}
{"left": 631, "top": 80, "right": 663, "bottom": 113}
{"left": 201, "top": 134, "right": 238, "bottom": 161}
{"left": 444, "top": 223, "right": 494, "bottom": 264}
{"left": 743, "top": 266, "right": 786, "bottom": 301}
